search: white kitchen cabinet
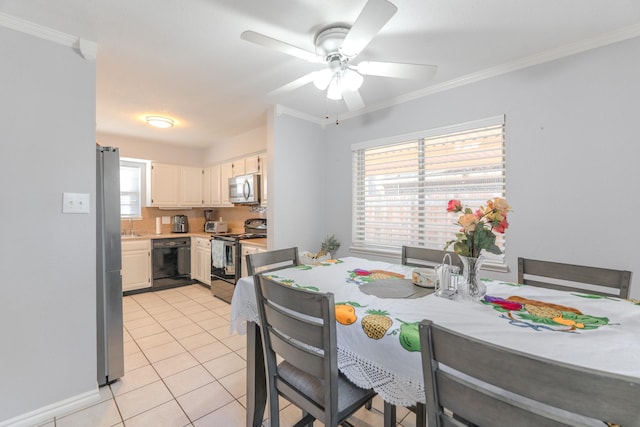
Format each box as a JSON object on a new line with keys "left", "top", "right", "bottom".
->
{"left": 150, "top": 163, "right": 204, "bottom": 207}
{"left": 258, "top": 153, "right": 267, "bottom": 205}
{"left": 244, "top": 155, "right": 260, "bottom": 175}
{"left": 180, "top": 166, "right": 204, "bottom": 206}
{"left": 150, "top": 163, "right": 179, "bottom": 206}
{"left": 203, "top": 164, "right": 221, "bottom": 206}
{"left": 220, "top": 162, "right": 234, "bottom": 206}
{"left": 122, "top": 239, "right": 151, "bottom": 292}
{"left": 231, "top": 159, "right": 245, "bottom": 177}
{"left": 241, "top": 242, "right": 266, "bottom": 278}
{"left": 192, "top": 237, "right": 211, "bottom": 285}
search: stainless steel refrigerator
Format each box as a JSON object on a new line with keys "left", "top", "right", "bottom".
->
{"left": 96, "top": 146, "right": 124, "bottom": 386}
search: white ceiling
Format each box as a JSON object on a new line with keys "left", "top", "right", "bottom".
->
{"left": 2, "top": 0, "right": 640, "bottom": 148}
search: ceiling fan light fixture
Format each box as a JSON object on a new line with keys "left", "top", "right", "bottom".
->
{"left": 327, "top": 77, "right": 342, "bottom": 100}
{"left": 145, "top": 115, "right": 175, "bottom": 128}
{"left": 342, "top": 69, "right": 364, "bottom": 91}
{"left": 312, "top": 69, "right": 334, "bottom": 90}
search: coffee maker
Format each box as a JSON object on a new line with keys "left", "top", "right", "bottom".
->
{"left": 171, "top": 215, "right": 189, "bottom": 233}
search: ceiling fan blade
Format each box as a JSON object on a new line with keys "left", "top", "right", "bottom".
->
{"left": 267, "top": 72, "right": 315, "bottom": 97}
{"left": 342, "top": 89, "right": 366, "bottom": 111}
{"left": 356, "top": 61, "right": 438, "bottom": 80}
{"left": 241, "top": 30, "right": 322, "bottom": 63}
{"left": 340, "top": 0, "right": 398, "bottom": 58}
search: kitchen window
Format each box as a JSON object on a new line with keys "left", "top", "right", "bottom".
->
{"left": 351, "top": 115, "right": 506, "bottom": 269}
{"left": 120, "top": 159, "right": 149, "bottom": 219}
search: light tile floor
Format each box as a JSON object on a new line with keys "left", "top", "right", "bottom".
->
{"left": 37, "top": 284, "right": 418, "bottom": 427}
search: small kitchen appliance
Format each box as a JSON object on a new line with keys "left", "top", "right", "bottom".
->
{"left": 204, "top": 210, "right": 228, "bottom": 233}
{"left": 171, "top": 215, "right": 189, "bottom": 233}
{"left": 205, "top": 221, "right": 228, "bottom": 233}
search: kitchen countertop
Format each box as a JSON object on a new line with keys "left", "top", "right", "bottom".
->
{"left": 121, "top": 232, "right": 219, "bottom": 241}
{"left": 240, "top": 238, "right": 267, "bottom": 248}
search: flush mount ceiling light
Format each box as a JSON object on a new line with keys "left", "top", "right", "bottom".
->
{"left": 145, "top": 115, "right": 175, "bottom": 128}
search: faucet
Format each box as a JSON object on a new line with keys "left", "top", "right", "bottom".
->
{"left": 128, "top": 219, "right": 135, "bottom": 236}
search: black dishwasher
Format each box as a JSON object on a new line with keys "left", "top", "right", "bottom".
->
{"left": 152, "top": 238, "right": 194, "bottom": 289}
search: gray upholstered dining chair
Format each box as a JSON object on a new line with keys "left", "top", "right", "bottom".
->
{"left": 254, "top": 274, "right": 377, "bottom": 427}
{"left": 246, "top": 246, "right": 300, "bottom": 276}
{"left": 401, "top": 245, "right": 463, "bottom": 271}
{"left": 517, "top": 257, "right": 632, "bottom": 298}
{"left": 418, "top": 319, "right": 640, "bottom": 427}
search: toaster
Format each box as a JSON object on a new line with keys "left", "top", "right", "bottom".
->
{"left": 205, "top": 221, "right": 228, "bottom": 233}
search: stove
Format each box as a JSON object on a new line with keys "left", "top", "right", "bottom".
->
{"left": 210, "top": 218, "right": 266, "bottom": 303}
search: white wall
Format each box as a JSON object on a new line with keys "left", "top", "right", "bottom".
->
{"left": 318, "top": 36, "right": 640, "bottom": 298}
{"left": 203, "top": 125, "right": 267, "bottom": 165}
{"left": 0, "top": 28, "right": 98, "bottom": 423}
{"left": 97, "top": 131, "right": 207, "bottom": 165}
{"left": 269, "top": 112, "right": 326, "bottom": 252}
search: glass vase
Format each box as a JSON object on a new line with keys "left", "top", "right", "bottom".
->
{"left": 459, "top": 255, "right": 487, "bottom": 301}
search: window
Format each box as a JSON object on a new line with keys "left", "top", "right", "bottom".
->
{"left": 352, "top": 115, "right": 506, "bottom": 267}
{"left": 120, "top": 159, "right": 149, "bottom": 218}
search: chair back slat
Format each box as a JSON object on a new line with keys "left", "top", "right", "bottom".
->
{"left": 517, "top": 257, "right": 631, "bottom": 298}
{"left": 246, "top": 247, "right": 299, "bottom": 276}
{"left": 401, "top": 246, "right": 463, "bottom": 271}
{"left": 420, "top": 320, "right": 640, "bottom": 427}
{"left": 262, "top": 301, "right": 324, "bottom": 348}
{"left": 269, "top": 327, "right": 325, "bottom": 378}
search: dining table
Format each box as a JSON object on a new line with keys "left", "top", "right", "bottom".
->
{"left": 229, "top": 256, "right": 640, "bottom": 427}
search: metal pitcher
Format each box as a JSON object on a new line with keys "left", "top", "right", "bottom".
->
{"left": 435, "top": 253, "right": 460, "bottom": 299}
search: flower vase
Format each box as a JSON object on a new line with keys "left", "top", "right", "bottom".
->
{"left": 458, "top": 255, "right": 487, "bottom": 301}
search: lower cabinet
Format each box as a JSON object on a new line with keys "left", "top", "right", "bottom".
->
{"left": 241, "top": 242, "right": 266, "bottom": 278}
{"left": 193, "top": 237, "right": 212, "bottom": 286}
{"left": 122, "top": 239, "right": 151, "bottom": 292}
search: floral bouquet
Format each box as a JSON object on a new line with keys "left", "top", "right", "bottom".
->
{"left": 444, "top": 197, "right": 511, "bottom": 258}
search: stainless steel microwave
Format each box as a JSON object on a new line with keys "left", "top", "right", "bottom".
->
{"left": 229, "top": 174, "right": 261, "bottom": 204}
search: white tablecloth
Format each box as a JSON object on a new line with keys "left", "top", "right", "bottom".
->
{"left": 230, "top": 257, "right": 640, "bottom": 406}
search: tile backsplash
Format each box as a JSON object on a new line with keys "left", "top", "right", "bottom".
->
{"left": 120, "top": 206, "right": 264, "bottom": 235}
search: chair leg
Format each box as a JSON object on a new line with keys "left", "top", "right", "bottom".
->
{"left": 365, "top": 397, "right": 372, "bottom": 410}
{"left": 415, "top": 403, "right": 426, "bottom": 427}
{"left": 383, "top": 401, "right": 396, "bottom": 427}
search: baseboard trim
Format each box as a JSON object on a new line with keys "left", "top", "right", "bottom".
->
{"left": 0, "top": 387, "right": 100, "bottom": 427}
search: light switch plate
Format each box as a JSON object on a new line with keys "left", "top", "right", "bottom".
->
{"left": 162, "top": 216, "right": 171, "bottom": 224}
{"left": 62, "top": 192, "right": 90, "bottom": 214}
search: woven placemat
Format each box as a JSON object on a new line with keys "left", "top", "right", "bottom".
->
{"left": 358, "top": 279, "right": 434, "bottom": 299}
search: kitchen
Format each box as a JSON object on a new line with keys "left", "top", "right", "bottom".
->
{"left": 2, "top": 2, "right": 640, "bottom": 427}
{"left": 115, "top": 149, "right": 270, "bottom": 302}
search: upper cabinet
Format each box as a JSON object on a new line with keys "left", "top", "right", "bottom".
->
{"left": 259, "top": 153, "right": 267, "bottom": 206}
{"left": 150, "top": 163, "right": 179, "bottom": 206}
{"left": 220, "top": 162, "right": 234, "bottom": 206}
{"left": 150, "top": 163, "right": 203, "bottom": 207}
{"left": 180, "top": 166, "right": 204, "bottom": 206}
{"left": 203, "top": 164, "right": 221, "bottom": 206}
{"left": 150, "top": 153, "right": 265, "bottom": 208}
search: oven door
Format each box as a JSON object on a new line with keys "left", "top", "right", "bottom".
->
{"left": 211, "top": 238, "right": 237, "bottom": 282}
{"left": 223, "top": 241, "right": 236, "bottom": 276}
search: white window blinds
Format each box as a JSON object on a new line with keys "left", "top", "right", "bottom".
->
{"left": 120, "top": 159, "right": 148, "bottom": 218}
{"left": 352, "top": 116, "right": 506, "bottom": 258}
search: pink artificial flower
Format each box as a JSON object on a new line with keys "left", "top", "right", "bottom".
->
{"left": 447, "top": 199, "right": 462, "bottom": 212}
{"left": 494, "top": 217, "right": 509, "bottom": 233}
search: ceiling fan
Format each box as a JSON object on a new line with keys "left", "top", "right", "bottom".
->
{"left": 241, "top": 0, "right": 437, "bottom": 112}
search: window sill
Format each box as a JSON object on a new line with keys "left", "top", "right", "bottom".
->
{"left": 349, "top": 246, "right": 509, "bottom": 273}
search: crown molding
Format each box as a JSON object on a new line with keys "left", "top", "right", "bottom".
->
{"left": 274, "top": 104, "right": 326, "bottom": 125}
{"left": 0, "top": 12, "right": 97, "bottom": 60}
